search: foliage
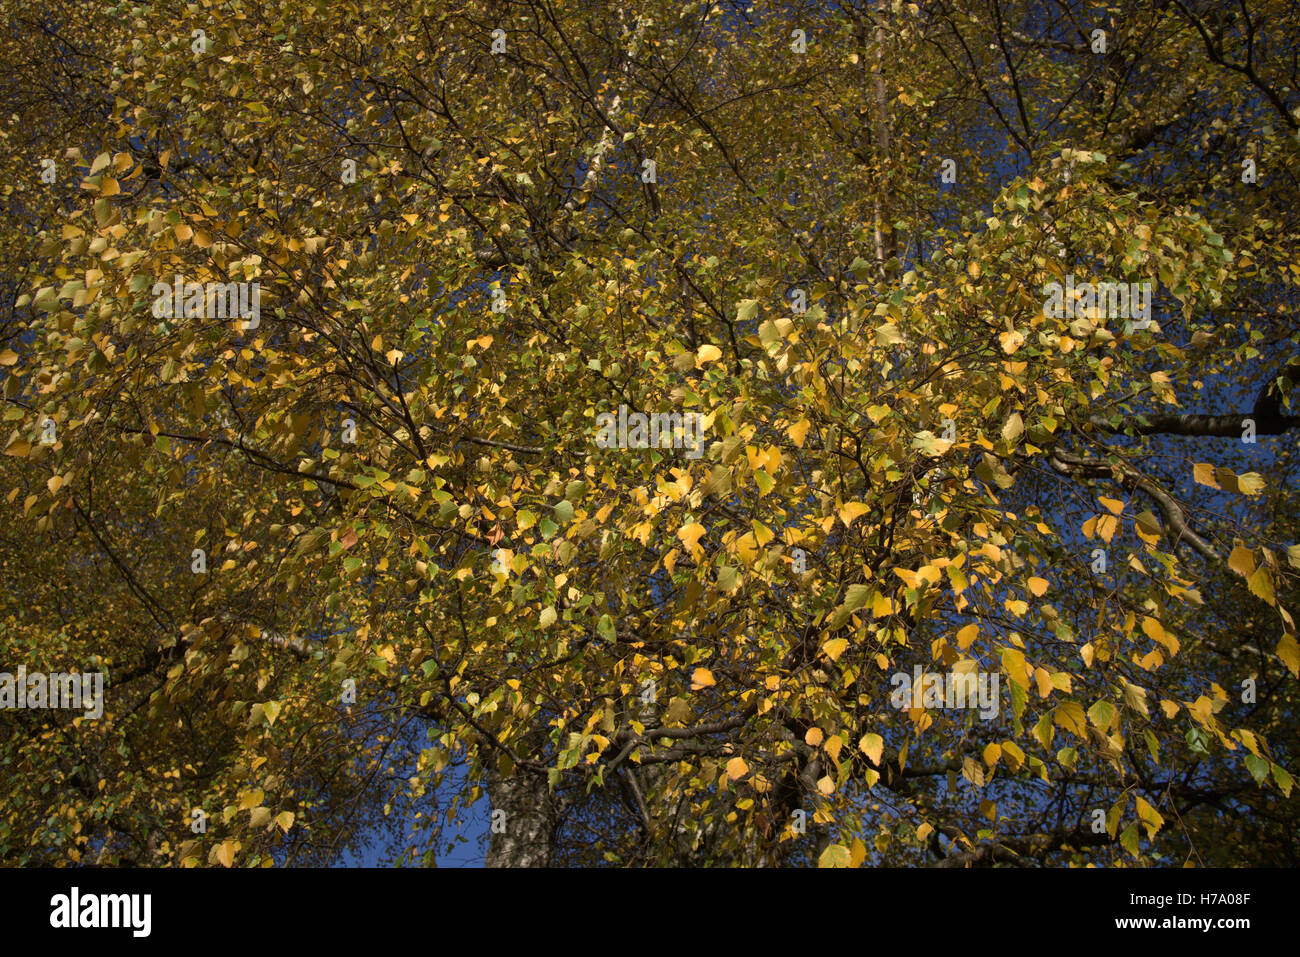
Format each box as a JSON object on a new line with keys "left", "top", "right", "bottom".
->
{"left": 2, "top": 0, "right": 1298, "bottom": 867}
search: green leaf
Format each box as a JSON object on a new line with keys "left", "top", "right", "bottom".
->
{"left": 1245, "top": 753, "right": 1269, "bottom": 784}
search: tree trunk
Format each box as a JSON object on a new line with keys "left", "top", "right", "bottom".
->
{"left": 483, "top": 762, "right": 557, "bottom": 867}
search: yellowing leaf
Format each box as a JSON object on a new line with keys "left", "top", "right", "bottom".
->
{"left": 822, "top": 637, "right": 848, "bottom": 661}
{"left": 1237, "top": 472, "right": 1265, "bottom": 496}
{"left": 1141, "top": 617, "right": 1178, "bottom": 654}
{"left": 1135, "top": 797, "right": 1164, "bottom": 837}
{"left": 1001, "top": 646, "right": 1030, "bottom": 688}
{"left": 677, "top": 522, "right": 706, "bottom": 556}
{"left": 1121, "top": 678, "right": 1149, "bottom": 715}
{"left": 983, "top": 743, "right": 1002, "bottom": 768}
{"left": 1034, "top": 667, "right": 1053, "bottom": 698}
{"left": 875, "top": 322, "right": 903, "bottom": 346}
{"left": 1192, "top": 463, "right": 1219, "bottom": 488}
{"left": 690, "top": 667, "right": 716, "bottom": 690}
{"left": 1026, "top": 576, "right": 1048, "bottom": 597}
{"left": 818, "top": 844, "right": 852, "bottom": 868}
{"left": 1247, "top": 567, "right": 1275, "bottom": 605}
{"left": 725, "top": 756, "right": 748, "bottom": 780}
{"left": 695, "top": 343, "right": 722, "bottom": 365}
{"left": 1001, "top": 412, "right": 1024, "bottom": 443}
{"left": 1277, "top": 633, "right": 1300, "bottom": 678}
{"left": 859, "top": 733, "right": 884, "bottom": 766}
{"left": 955, "top": 623, "right": 978, "bottom": 650}
{"left": 1228, "top": 545, "right": 1255, "bottom": 577}
{"left": 839, "top": 501, "right": 871, "bottom": 527}
{"left": 1054, "top": 702, "right": 1087, "bottom": 737}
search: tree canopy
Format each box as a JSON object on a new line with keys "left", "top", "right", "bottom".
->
{"left": 2, "top": 0, "right": 1299, "bottom": 867}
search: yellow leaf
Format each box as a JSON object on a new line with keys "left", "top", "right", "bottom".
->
{"left": 215, "top": 841, "right": 237, "bottom": 867}
{"left": 1135, "top": 797, "right": 1164, "bottom": 837}
{"left": 1192, "top": 463, "right": 1219, "bottom": 488}
{"left": 1277, "top": 633, "right": 1300, "bottom": 678}
{"left": 1237, "top": 472, "right": 1265, "bottom": 496}
{"left": 838, "top": 501, "right": 871, "bottom": 527}
{"left": 677, "top": 522, "right": 705, "bottom": 556}
{"left": 859, "top": 732, "right": 884, "bottom": 765}
{"left": 1001, "top": 741, "right": 1025, "bottom": 771}
{"left": 822, "top": 637, "right": 848, "bottom": 661}
{"left": 1054, "top": 702, "right": 1087, "bottom": 737}
{"left": 955, "top": 623, "right": 978, "bottom": 650}
{"left": 0, "top": 349, "right": 17, "bottom": 366}
{"left": 875, "top": 322, "right": 903, "bottom": 346}
{"left": 1247, "top": 567, "right": 1275, "bottom": 605}
{"left": 1098, "top": 496, "right": 1125, "bottom": 515}
{"left": 696, "top": 343, "right": 722, "bottom": 365}
{"left": 850, "top": 837, "right": 867, "bottom": 867}
{"left": 1228, "top": 545, "right": 1255, "bottom": 577}
{"left": 818, "top": 844, "right": 852, "bottom": 868}
{"left": 824, "top": 734, "right": 844, "bottom": 762}
{"left": 1121, "top": 678, "right": 1149, "bottom": 715}
{"left": 1026, "top": 576, "right": 1048, "bottom": 597}
{"left": 275, "top": 811, "right": 295, "bottom": 833}
{"left": 983, "top": 743, "right": 1002, "bottom": 768}
{"left": 690, "top": 667, "right": 716, "bottom": 690}
{"left": 788, "top": 419, "right": 811, "bottom": 447}
{"left": 1096, "top": 513, "right": 1119, "bottom": 543}
{"left": 1141, "top": 616, "right": 1179, "bottom": 654}
{"left": 1134, "top": 510, "right": 1161, "bottom": 544}
{"left": 816, "top": 775, "right": 835, "bottom": 796}
{"left": 1001, "top": 646, "right": 1030, "bottom": 689}
{"left": 805, "top": 727, "right": 824, "bottom": 747}
{"left": 872, "top": 591, "right": 893, "bottom": 618}
{"left": 725, "top": 756, "right": 748, "bottom": 781}
{"left": 1001, "top": 412, "right": 1024, "bottom": 443}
